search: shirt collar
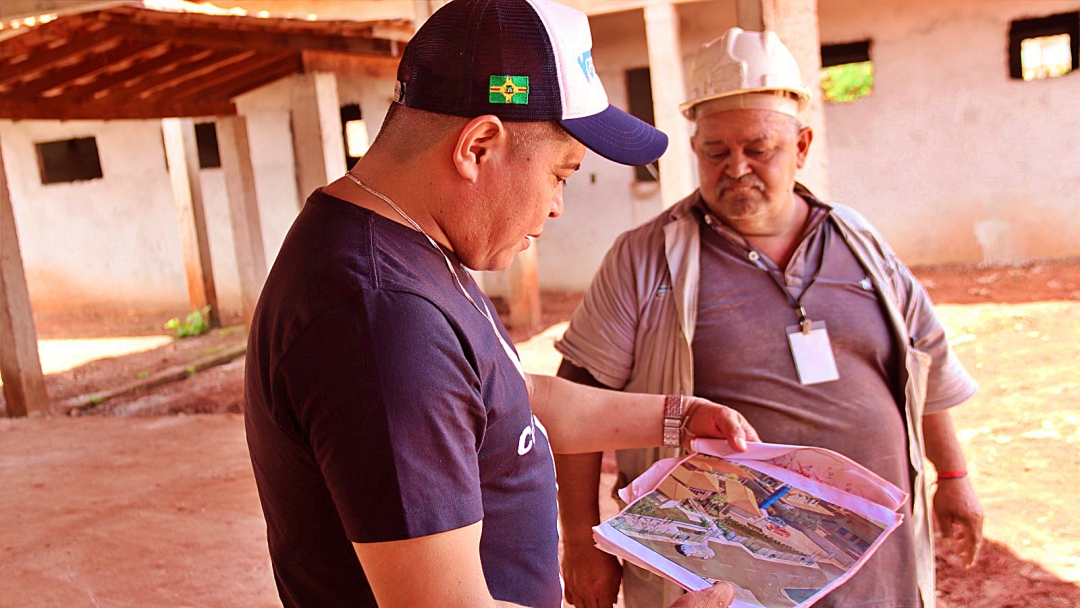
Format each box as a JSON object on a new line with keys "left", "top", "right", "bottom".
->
{"left": 693, "top": 182, "right": 832, "bottom": 249}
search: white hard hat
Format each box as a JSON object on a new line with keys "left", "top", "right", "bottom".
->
{"left": 680, "top": 27, "right": 811, "bottom": 120}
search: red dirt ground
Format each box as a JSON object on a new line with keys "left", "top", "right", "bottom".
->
{"left": 3, "top": 258, "right": 1080, "bottom": 607}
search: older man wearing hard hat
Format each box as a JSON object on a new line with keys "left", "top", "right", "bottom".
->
{"left": 553, "top": 27, "right": 984, "bottom": 608}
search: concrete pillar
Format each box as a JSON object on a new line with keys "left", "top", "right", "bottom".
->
{"left": 506, "top": 246, "right": 541, "bottom": 331}
{"left": 291, "top": 72, "right": 347, "bottom": 206}
{"left": 737, "top": 0, "right": 830, "bottom": 198}
{"left": 216, "top": 115, "right": 267, "bottom": 328}
{"left": 643, "top": 2, "right": 697, "bottom": 209}
{"left": 162, "top": 117, "right": 222, "bottom": 328}
{"left": 412, "top": 0, "right": 449, "bottom": 28}
{"left": 0, "top": 136, "right": 48, "bottom": 417}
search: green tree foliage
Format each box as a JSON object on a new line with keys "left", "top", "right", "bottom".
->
{"left": 821, "top": 61, "right": 874, "bottom": 103}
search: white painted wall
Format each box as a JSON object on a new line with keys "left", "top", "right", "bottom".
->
{"left": 537, "top": 1, "right": 737, "bottom": 293}
{"left": 549, "top": 0, "right": 1080, "bottom": 287}
{"left": 7, "top": 0, "right": 1079, "bottom": 320}
{"left": 337, "top": 74, "right": 398, "bottom": 152}
{"left": 0, "top": 72, "right": 363, "bottom": 320}
{"left": 819, "top": 0, "right": 1080, "bottom": 265}
{"left": 0, "top": 69, "right": 406, "bottom": 321}
{"left": 0, "top": 119, "right": 190, "bottom": 317}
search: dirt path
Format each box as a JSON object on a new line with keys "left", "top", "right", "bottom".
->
{"left": 0, "top": 415, "right": 277, "bottom": 608}
{"left": 1, "top": 259, "right": 1079, "bottom": 607}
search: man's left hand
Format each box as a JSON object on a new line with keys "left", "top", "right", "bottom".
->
{"left": 933, "top": 476, "right": 983, "bottom": 567}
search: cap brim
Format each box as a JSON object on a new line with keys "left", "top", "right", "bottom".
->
{"left": 560, "top": 105, "right": 668, "bottom": 166}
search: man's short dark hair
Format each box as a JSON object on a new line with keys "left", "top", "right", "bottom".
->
{"left": 506, "top": 121, "right": 576, "bottom": 161}
{"left": 375, "top": 104, "right": 575, "bottom": 163}
{"left": 374, "top": 104, "right": 469, "bottom": 162}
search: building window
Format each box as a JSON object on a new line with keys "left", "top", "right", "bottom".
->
{"left": 194, "top": 122, "right": 221, "bottom": 169}
{"left": 820, "top": 40, "right": 873, "bottom": 103}
{"left": 1009, "top": 12, "right": 1079, "bottom": 80}
{"left": 340, "top": 103, "right": 370, "bottom": 169}
{"left": 35, "top": 137, "right": 103, "bottom": 184}
{"left": 625, "top": 68, "right": 658, "bottom": 182}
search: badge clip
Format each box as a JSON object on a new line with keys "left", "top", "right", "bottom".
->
{"left": 797, "top": 307, "right": 813, "bottom": 335}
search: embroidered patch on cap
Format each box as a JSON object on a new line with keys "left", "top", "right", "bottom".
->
{"left": 489, "top": 75, "right": 530, "bottom": 104}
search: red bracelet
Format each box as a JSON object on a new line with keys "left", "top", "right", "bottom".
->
{"left": 936, "top": 470, "right": 967, "bottom": 480}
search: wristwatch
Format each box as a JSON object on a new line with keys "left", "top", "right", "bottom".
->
{"left": 663, "top": 394, "right": 683, "bottom": 448}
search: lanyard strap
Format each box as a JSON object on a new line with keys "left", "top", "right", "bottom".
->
{"left": 759, "top": 247, "right": 823, "bottom": 334}
{"left": 705, "top": 213, "right": 828, "bottom": 335}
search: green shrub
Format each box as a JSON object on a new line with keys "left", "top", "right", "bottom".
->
{"left": 165, "top": 306, "right": 212, "bottom": 338}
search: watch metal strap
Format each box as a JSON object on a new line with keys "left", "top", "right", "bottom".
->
{"left": 663, "top": 394, "right": 683, "bottom": 448}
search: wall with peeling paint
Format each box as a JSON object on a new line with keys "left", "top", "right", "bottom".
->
{"left": 820, "top": 0, "right": 1080, "bottom": 266}
{"left": 3, "top": 0, "right": 1079, "bottom": 320}
{"left": 0, "top": 73, "right": 335, "bottom": 319}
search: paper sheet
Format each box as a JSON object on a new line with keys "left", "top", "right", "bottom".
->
{"left": 594, "top": 441, "right": 906, "bottom": 608}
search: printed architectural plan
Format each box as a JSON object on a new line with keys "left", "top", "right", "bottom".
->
{"left": 593, "top": 441, "right": 906, "bottom": 608}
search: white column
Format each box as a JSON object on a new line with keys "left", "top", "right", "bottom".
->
{"left": 644, "top": 1, "right": 696, "bottom": 209}
{"left": 162, "top": 117, "right": 221, "bottom": 328}
{"left": 737, "top": 0, "right": 830, "bottom": 198}
{"left": 291, "top": 72, "right": 347, "bottom": 206}
{"left": 506, "top": 247, "right": 541, "bottom": 331}
{"left": 412, "top": 0, "right": 450, "bottom": 29}
{"left": 216, "top": 115, "right": 267, "bottom": 328}
{"left": 0, "top": 134, "right": 49, "bottom": 417}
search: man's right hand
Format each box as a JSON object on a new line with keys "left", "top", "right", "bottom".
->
{"left": 562, "top": 541, "right": 622, "bottom": 608}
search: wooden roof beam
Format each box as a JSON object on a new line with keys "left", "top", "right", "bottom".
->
{"left": 155, "top": 53, "right": 298, "bottom": 103}
{"left": 9, "top": 41, "right": 164, "bottom": 98}
{"left": 301, "top": 50, "right": 399, "bottom": 81}
{"left": 108, "top": 6, "right": 409, "bottom": 39}
{"left": 96, "top": 18, "right": 398, "bottom": 56}
{"left": 205, "top": 58, "right": 300, "bottom": 102}
{"left": 67, "top": 46, "right": 213, "bottom": 102}
{"left": 78, "top": 47, "right": 234, "bottom": 102}
{"left": 0, "top": 24, "right": 116, "bottom": 72}
{"left": 0, "top": 14, "right": 101, "bottom": 61}
{"left": 0, "top": 98, "right": 236, "bottom": 120}
{"left": 135, "top": 50, "right": 259, "bottom": 100}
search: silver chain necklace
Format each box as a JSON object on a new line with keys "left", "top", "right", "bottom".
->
{"left": 344, "top": 171, "right": 525, "bottom": 379}
{"left": 345, "top": 171, "right": 485, "bottom": 313}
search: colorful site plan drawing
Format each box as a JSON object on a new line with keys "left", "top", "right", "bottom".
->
{"left": 595, "top": 445, "right": 904, "bottom": 608}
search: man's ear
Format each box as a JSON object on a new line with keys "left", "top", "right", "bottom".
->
{"left": 795, "top": 126, "right": 813, "bottom": 169}
{"left": 453, "top": 115, "right": 508, "bottom": 182}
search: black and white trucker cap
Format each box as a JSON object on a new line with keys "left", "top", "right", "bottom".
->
{"left": 394, "top": 0, "right": 669, "bottom": 166}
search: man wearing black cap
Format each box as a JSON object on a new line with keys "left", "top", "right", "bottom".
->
{"left": 243, "top": 1, "right": 758, "bottom": 606}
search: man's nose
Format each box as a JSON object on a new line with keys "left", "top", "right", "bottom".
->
{"left": 722, "top": 152, "right": 750, "bottom": 179}
{"left": 550, "top": 189, "right": 565, "bottom": 218}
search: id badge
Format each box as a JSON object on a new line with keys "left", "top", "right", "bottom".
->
{"left": 786, "top": 320, "right": 840, "bottom": 385}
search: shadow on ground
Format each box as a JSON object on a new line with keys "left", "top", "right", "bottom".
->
{"left": 937, "top": 539, "right": 1080, "bottom": 608}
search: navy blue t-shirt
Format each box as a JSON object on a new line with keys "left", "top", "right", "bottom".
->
{"left": 244, "top": 190, "right": 560, "bottom": 608}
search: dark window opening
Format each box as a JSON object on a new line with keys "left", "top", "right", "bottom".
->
{"left": 1009, "top": 12, "right": 1079, "bottom": 80}
{"left": 195, "top": 122, "right": 221, "bottom": 169}
{"left": 820, "top": 40, "right": 874, "bottom": 103}
{"left": 625, "top": 67, "right": 659, "bottom": 182}
{"left": 341, "top": 103, "right": 369, "bottom": 169}
{"left": 36, "top": 137, "right": 103, "bottom": 184}
{"left": 821, "top": 41, "right": 871, "bottom": 68}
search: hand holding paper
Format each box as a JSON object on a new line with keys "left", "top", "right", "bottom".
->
{"left": 681, "top": 397, "right": 761, "bottom": 452}
{"left": 594, "top": 441, "right": 907, "bottom": 608}
{"left": 669, "top": 582, "right": 736, "bottom": 608}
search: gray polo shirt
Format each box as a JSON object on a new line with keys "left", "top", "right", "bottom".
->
{"left": 694, "top": 201, "right": 918, "bottom": 607}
